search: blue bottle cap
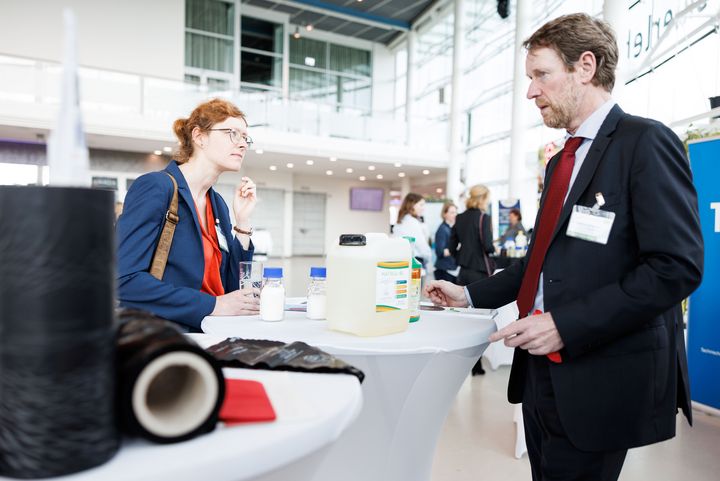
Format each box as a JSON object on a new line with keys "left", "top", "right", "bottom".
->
{"left": 263, "top": 267, "right": 283, "bottom": 278}
{"left": 310, "top": 267, "right": 326, "bottom": 278}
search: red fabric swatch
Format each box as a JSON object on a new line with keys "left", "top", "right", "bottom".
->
{"left": 219, "top": 379, "right": 277, "bottom": 425}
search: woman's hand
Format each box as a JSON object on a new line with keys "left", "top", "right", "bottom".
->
{"left": 233, "top": 176, "right": 257, "bottom": 227}
{"left": 211, "top": 288, "right": 260, "bottom": 316}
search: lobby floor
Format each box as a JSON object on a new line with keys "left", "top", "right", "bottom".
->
{"left": 431, "top": 362, "right": 720, "bottom": 481}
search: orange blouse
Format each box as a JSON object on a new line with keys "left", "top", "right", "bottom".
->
{"left": 195, "top": 193, "right": 225, "bottom": 297}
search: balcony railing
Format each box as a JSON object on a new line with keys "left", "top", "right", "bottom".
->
{"left": 0, "top": 55, "right": 446, "bottom": 150}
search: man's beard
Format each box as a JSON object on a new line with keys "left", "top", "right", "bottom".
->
{"left": 541, "top": 82, "right": 580, "bottom": 129}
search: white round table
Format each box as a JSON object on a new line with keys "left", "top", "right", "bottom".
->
{"left": 0, "top": 368, "right": 362, "bottom": 481}
{"left": 201, "top": 306, "right": 497, "bottom": 481}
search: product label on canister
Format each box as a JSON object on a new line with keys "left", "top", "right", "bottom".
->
{"left": 409, "top": 267, "right": 421, "bottom": 322}
{"left": 376, "top": 261, "right": 410, "bottom": 312}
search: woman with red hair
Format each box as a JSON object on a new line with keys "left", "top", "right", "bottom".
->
{"left": 117, "top": 98, "right": 259, "bottom": 331}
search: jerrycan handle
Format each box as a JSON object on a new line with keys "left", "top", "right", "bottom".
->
{"left": 339, "top": 234, "right": 366, "bottom": 246}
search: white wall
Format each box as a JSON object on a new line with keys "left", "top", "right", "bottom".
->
{"left": 294, "top": 173, "right": 390, "bottom": 251}
{"left": 218, "top": 165, "right": 390, "bottom": 257}
{"left": 0, "top": 0, "right": 185, "bottom": 80}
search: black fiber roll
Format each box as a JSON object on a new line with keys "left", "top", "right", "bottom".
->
{"left": 0, "top": 185, "right": 119, "bottom": 478}
{"left": 116, "top": 310, "right": 225, "bottom": 444}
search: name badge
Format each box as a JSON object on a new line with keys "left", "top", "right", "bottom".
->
{"left": 566, "top": 205, "right": 615, "bottom": 244}
{"left": 216, "top": 225, "right": 230, "bottom": 252}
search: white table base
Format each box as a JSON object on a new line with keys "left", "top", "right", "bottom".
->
{"left": 312, "top": 345, "right": 486, "bottom": 481}
{"left": 483, "top": 301, "right": 518, "bottom": 370}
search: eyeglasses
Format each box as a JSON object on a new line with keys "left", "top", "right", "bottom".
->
{"left": 208, "top": 129, "right": 253, "bottom": 148}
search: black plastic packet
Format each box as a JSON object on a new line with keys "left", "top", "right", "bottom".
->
{"left": 207, "top": 338, "right": 365, "bottom": 383}
{"left": 116, "top": 310, "right": 225, "bottom": 443}
{"left": 0, "top": 186, "right": 120, "bottom": 478}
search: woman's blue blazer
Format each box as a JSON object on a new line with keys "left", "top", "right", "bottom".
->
{"left": 117, "top": 161, "right": 253, "bottom": 330}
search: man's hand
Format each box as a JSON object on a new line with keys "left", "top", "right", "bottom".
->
{"left": 422, "top": 280, "right": 469, "bottom": 307}
{"left": 488, "top": 311, "right": 564, "bottom": 356}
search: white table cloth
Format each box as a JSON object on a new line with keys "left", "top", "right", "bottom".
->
{"left": 483, "top": 301, "right": 518, "bottom": 370}
{"left": 2, "top": 368, "right": 362, "bottom": 481}
{"left": 201, "top": 307, "right": 497, "bottom": 481}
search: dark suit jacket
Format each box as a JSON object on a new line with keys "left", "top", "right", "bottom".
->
{"left": 450, "top": 208, "right": 495, "bottom": 274}
{"left": 117, "top": 161, "right": 253, "bottom": 331}
{"left": 466, "top": 105, "right": 703, "bottom": 451}
{"left": 435, "top": 222, "right": 458, "bottom": 271}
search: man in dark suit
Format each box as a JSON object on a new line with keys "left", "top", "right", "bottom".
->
{"left": 424, "top": 13, "right": 703, "bottom": 481}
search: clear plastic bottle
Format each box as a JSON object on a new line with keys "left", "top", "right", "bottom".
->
{"left": 402, "top": 236, "right": 421, "bottom": 323}
{"left": 505, "top": 239, "right": 516, "bottom": 258}
{"left": 306, "top": 266, "right": 327, "bottom": 320}
{"left": 515, "top": 231, "right": 528, "bottom": 257}
{"left": 260, "top": 267, "right": 285, "bottom": 322}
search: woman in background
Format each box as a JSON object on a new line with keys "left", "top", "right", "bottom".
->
{"left": 393, "top": 192, "right": 433, "bottom": 269}
{"left": 117, "top": 98, "right": 259, "bottom": 332}
{"left": 434, "top": 202, "right": 459, "bottom": 283}
{"left": 450, "top": 184, "right": 495, "bottom": 285}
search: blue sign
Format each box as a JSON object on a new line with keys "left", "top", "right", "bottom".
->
{"left": 498, "top": 198, "right": 521, "bottom": 238}
{"left": 688, "top": 137, "right": 720, "bottom": 411}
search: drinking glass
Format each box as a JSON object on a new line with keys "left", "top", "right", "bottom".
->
{"left": 239, "top": 261, "right": 263, "bottom": 293}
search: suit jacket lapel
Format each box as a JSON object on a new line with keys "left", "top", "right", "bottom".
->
{"left": 549, "top": 104, "right": 625, "bottom": 243}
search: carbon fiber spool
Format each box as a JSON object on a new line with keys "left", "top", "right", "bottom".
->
{"left": 0, "top": 186, "right": 119, "bottom": 478}
{"left": 116, "top": 311, "right": 225, "bottom": 444}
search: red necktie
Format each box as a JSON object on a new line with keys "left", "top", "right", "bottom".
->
{"left": 516, "top": 136, "right": 584, "bottom": 363}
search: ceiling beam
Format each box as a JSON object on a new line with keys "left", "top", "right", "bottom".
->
{"left": 271, "top": 0, "right": 410, "bottom": 31}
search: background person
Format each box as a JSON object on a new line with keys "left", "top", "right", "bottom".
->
{"left": 497, "top": 208, "right": 526, "bottom": 246}
{"left": 393, "top": 192, "right": 432, "bottom": 269}
{"left": 117, "top": 98, "right": 260, "bottom": 332}
{"left": 424, "top": 13, "right": 702, "bottom": 481}
{"left": 450, "top": 184, "right": 495, "bottom": 286}
{"left": 434, "top": 202, "right": 459, "bottom": 283}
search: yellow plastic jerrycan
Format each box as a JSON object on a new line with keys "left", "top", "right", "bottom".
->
{"left": 326, "top": 233, "right": 412, "bottom": 336}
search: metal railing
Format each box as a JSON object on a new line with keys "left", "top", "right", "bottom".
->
{"left": 0, "top": 54, "right": 446, "bottom": 149}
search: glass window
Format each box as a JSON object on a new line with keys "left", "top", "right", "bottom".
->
{"left": 329, "top": 44, "right": 370, "bottom": 77}
{"left": 207, "top": 77, "right": 231, "bottom": 91}
{"left": 289, "top": 37, "right": 326, "bottom": 69}
{"left": 241, "top": 16, "right": 283, "bottom": 54}
{"left": 241, "top": 51, "right": 282, "bottom": 87}
{"left": 184, "top": 74, "right": 201, "bottom": 85}
{"left": 185, "top": 32, "right": 234, "bottom": 72}
{"left": 186, "top": 0, "right": 234, "bottom": 36}
{"left": 289, "top": 37, "right": 372, "bottom": 112}
{"left": 290, "top": 68, "right": 329, "bottom": 101}
{"left": 329, "top": 74, "right": 371, "bottom": 110}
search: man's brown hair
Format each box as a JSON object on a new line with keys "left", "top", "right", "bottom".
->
{"left": 523, "top": 13, "right": 618, "bottom": 92}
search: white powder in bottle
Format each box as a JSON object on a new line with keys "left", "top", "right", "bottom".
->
{"left": 260, "top": 285, "right": 285, "bottom": 321}
{"left": 306, "top": 294, "right": 326, "bottom": 320}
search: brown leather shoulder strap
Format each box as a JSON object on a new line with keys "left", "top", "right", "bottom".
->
{"left": 149, "top": 173, "right": 179, "bottom": 280}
